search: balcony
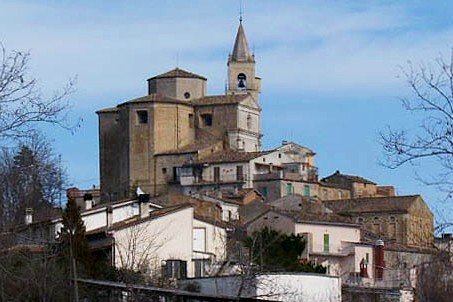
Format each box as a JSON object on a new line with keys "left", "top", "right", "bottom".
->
{"left": 180, "top": 174, "right": 248, "bottom": 186}
{"left": 253, "top": 167, "right": 318, "bottom": 182}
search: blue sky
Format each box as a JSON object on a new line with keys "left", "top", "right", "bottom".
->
{"left": 1, "top": 0, "right": 452, "bottom": 225}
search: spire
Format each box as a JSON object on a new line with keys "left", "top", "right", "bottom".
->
{"left": 231, "top": 22, "right": 253, "bottom": 62}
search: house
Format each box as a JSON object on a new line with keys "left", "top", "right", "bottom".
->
{"left": 322, "top": 195, "right": 434, "bottom": 248}
{"left": 194, "top": 188, "right": 264, "bottom": 222}
{"left": 246, "top": 209, "right": 375, "bottom": 281}
{"left": 10, "top": 195, "right": 228, "bottom": 279}
{"left": 178, "top": 141, "right": 325, "bottom": 199}
{"left": 67, "top": 186, "right": 101, "bottom": 209}
{"left": 320, "top": 170, "right": 396, "bottom": 198}
{"left": 87, "top": 204, "right": 228, "bottom": 279}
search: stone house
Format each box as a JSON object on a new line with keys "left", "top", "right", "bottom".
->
{"left": 322, "top": 195, "right": 434, "bottom": 248}
{"left": 320, "top": 170, "right": 395, "bottom": 198}
{"left": 178, "top": 141, "right": 320, "bottom": 196}
{"left": 246, "top": 209, "right": 375, "bottom": 281}
{"left": 97, "top": 21, "right": 262, "bottom": 201}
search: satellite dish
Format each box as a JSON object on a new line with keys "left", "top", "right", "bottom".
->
{"left": 136, "top": 187, "right": 145, "bottom": 196}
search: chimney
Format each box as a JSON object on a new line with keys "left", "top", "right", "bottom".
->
{"left": 374, "top": 239, "right": 385, "bottom": 280}
{"left": 83, "top": 193, "right": 93, "bottom": 210}
{"left": 106, "top": 206, "right": 113, "bottom": 228}
{"left": 138, "top": 194, "right": 150, "bottom": 219}
{"left": 25, "top": 208, "right": 33, "bottom": 225}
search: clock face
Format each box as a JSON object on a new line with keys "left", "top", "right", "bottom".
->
{"left": 184, "top": 92, "right": 191, "bottom": 99}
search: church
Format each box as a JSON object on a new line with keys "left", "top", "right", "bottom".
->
{"left": 97, "top": 20, "right": 263, "bottom": 200}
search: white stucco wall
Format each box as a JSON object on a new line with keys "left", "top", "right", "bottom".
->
{"left": 181, "top": 273, "right": 341, "bottom": 302}
{"left": 295, "top": 222, "right": 361, "bottom": 254}
{"left": 113, "top": 207, "right": 194, "bottom": 277}
{"left": 193, "top": 219, "right": 227, "bottom": 262}
{"left": 204, "top": 162, "right": 249, "bottom": 183}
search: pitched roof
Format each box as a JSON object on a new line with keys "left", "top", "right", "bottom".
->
{"left": 148, "top": 68, "right": 207, "bottom": 81}
{"left": 154, "top": 133, "right": 222, "bottom": 156}
{"left": 200, "top": 188, "right": 261, "bottom": 205}
{"left": 96, "top": 107, "right": 118, "bottom": 114}
{"left": 322, "top": 195, "right": 422, "bottom": 214}
{"left": 321, "top": 170, "right": 376, "bottom": 185}
{"left": 88, "top": 204, "right": 193, "bottom": 234}
{"left": 119, "top": 93, "right": 190, "bottom": 107}
{"left": 192, "top": 150, "right": 269, "bottom": 164}
{"left": 190, "top": 94, "right": 250, "bottom": 106}
{"left": 230, "top": 22, "right": 254, "bottom": 62}
{"left": 247, "top": 208, "right": 356, "bottom": 227}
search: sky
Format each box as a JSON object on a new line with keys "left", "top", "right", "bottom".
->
{"left": 1, "top": 0, "right": 452, "bottom": 227}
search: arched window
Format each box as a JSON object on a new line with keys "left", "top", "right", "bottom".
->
{"left": 247, "top": 114, "right": 252, "bottom": 129}
{"left": 237, "top": 73, "right": 247, "bottom": 90}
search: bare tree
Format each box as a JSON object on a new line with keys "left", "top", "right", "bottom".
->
{"left": 114, "top": 220, "right": 170, "bottom": 285}
{"left": 0, "top": 132, "right": 67, "bottom": 230}
{"left": 0, "top": 43, "right": 77, "bottom": 141}
{"left": 381, "top": 48, "right": 453, "bottom": 197}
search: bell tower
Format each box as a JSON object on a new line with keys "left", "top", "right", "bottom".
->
{"left": 227, "top": 19, "right": 261, "bottom": 100}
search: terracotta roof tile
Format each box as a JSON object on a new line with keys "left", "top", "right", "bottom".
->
{"left": 190, "top": 94, "right": 249, "bottom": 106}
{"left": 192, "top": 150, "right": 269, "bottom": 164}
{"left": 321, "top": 171, "right": 376, "bottom": 185}
{"left": 119, "top": 93, "right": 190, "bottom": 107}
{"left": 322, "top": 195, "right": 421, "bottom": 214}
{"left": 96, "top": 107, "right": 118, "bottom": 114}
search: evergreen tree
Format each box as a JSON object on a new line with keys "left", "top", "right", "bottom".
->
{"left": 59, "top": 197, "right": 92, "bottom": 275}
{"left": 244, "top": 227, "right": 326, "bottom": 273}
{"left": 0, "top": 133, "right": 66, "bottom": 229}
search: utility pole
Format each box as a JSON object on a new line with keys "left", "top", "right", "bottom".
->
{"left": 68, "top": 229, "right": 79, "bottom": 301}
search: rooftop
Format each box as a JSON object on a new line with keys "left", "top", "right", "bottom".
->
{"left": 191, "top": 150, "right": 269, "bottom": 164}
{"left": 147, "top": 68, "right": 207, "bottom": 81}
{"left": 190, "top": 94, "right": 250, "bottom": 106}
{"left": 322, "top": 195, "right": 422, "bottom": 214}
{"left": 321, "top": 170, "right": 376, "bottom": 185}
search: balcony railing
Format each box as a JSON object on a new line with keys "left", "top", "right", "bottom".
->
{"left": 253, "top": 168, "right": 318, "bottom": 182}
{"left": 180, "top": 174, "right": 248, "bottom": 186}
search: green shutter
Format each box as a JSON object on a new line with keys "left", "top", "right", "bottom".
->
{"left": 286, "top": 183, "right": 293, "bottom": 195}
{"left": 323, "top": 234, "right": 330, "bottom": 252}
{"left": 304, "top": 185, "right": 310, "bottom": 197}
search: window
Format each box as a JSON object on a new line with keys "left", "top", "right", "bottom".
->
{"left": 184, "top": 92, "right": 191, "bottom": 99}
{"left": 286, "top": 183, "right": 293, "bottom": 195}
{"left": 173, "top": 167, "right": 181, "bottom": 182}
{"left": 201, "top": 114, "right": 213, "bottom": 127}
{"left": 389, "top": 222, "right": 397, "bottom": 239}
{"left": 214, "top": 167, "right": 220, "bottom": 182}
{"left": 261, "top": 187, "right": 268, "bottom": 197}
{"left": 278, "top": 153, "right": 281, "bottom": 158}
{"left": 372, "top": 223, "right": 381, "bottom": 235}
{"left": 323, "top": 234, "right": 330, "bottom": 253}
{"left": 163, "top": 260, "right": 187, "bottom": 279}
{"left": 247, "top": 114, "right": 252, "bottom": 129}
{"left": 136, "top": 110, "right": 148, "bottom": 124}
{"left": 304, "top": 185, "right": 310, "bottom": 197}
{"left": 194, "top": 259, "right": 210, "bottom": 278}
{"left": 162, "top": 168, "right": 167, "bottom": 174}
{"left": 365, "top": 253, "right": 369, "bottom": 263}
{"left": 188, "top": 113, "right": 194, "bottom": 128}
{"left": 236, "top": 165, "right": 244, "bottom": 181}
{"left": 193, "top": 228, "right": 206, "bottom": 252}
